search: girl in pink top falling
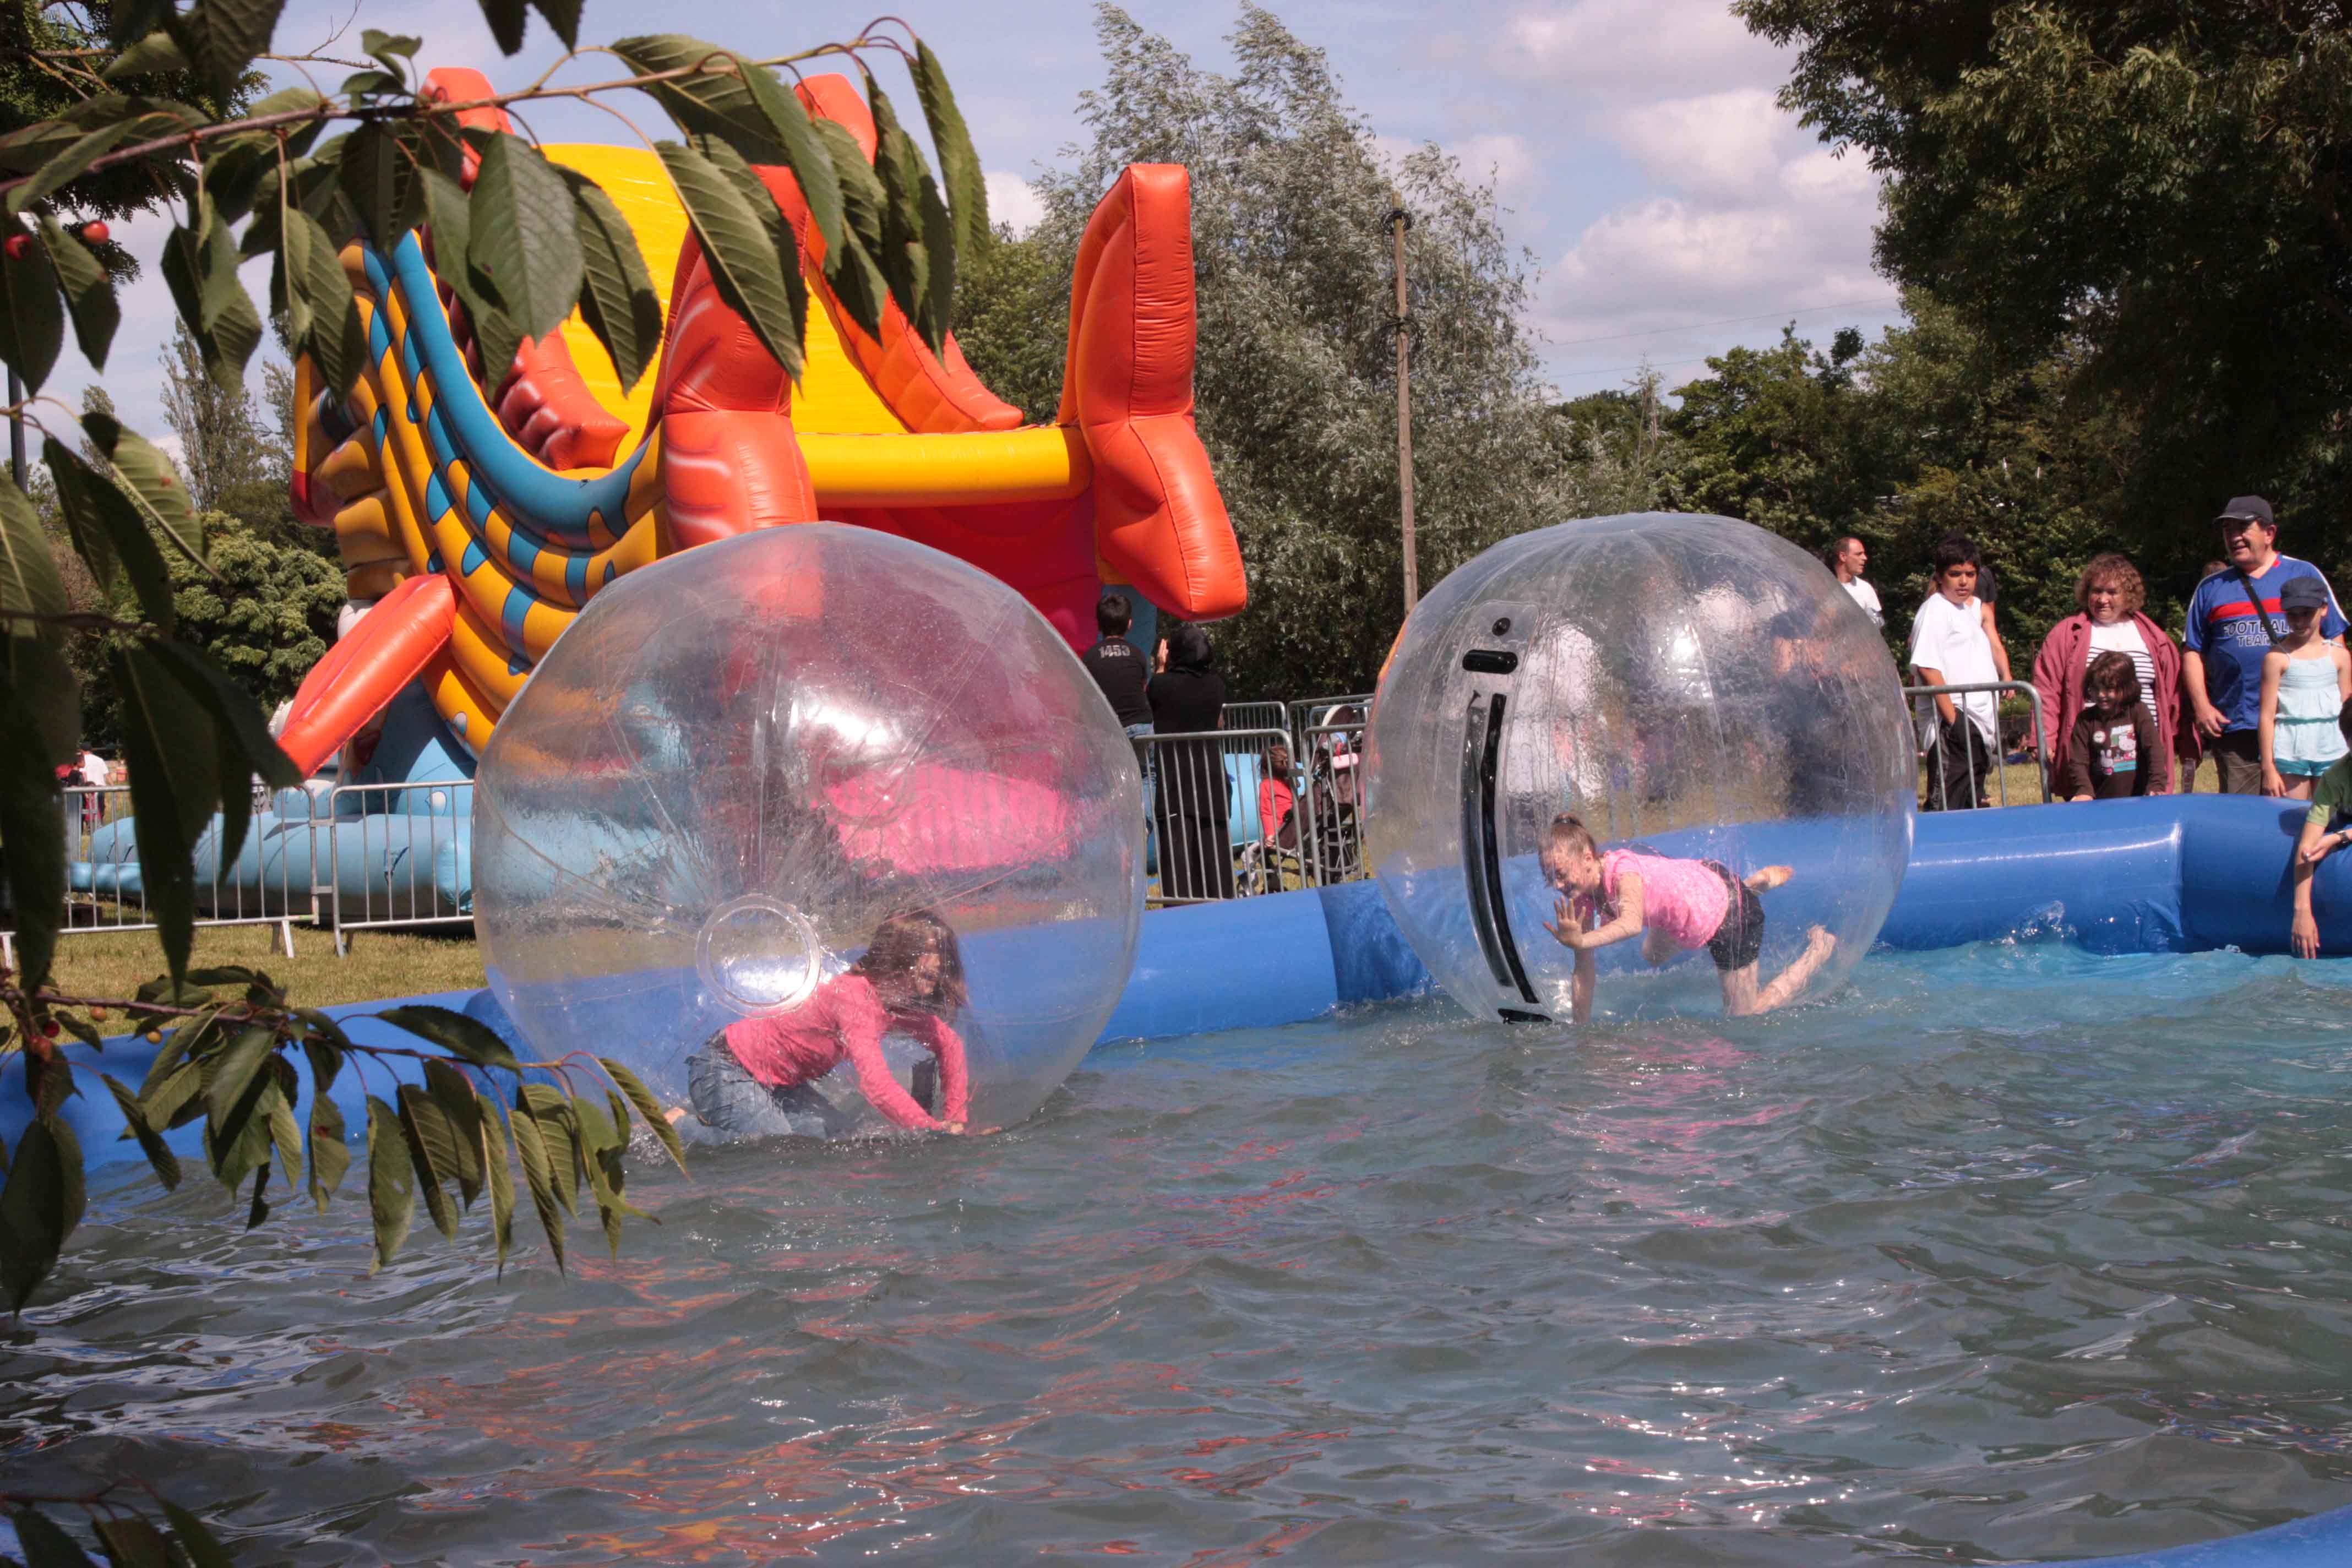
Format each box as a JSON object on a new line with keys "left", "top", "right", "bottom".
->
{"left": 1538, "top": 814, "right": 1837, "bottom": 1022}
{"left": 683, "top": 909, "right": 977, "bottom": 1139}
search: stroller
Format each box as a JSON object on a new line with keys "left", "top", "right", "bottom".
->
{"left": 1302, "top": 723, "right": 1364, "bottom": 884}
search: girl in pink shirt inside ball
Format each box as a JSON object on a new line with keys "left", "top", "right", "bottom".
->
{"left": 1538, "top": 814, "right": 1838, "bottom": 1022}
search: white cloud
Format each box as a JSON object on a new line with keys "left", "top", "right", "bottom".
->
{"left": 1453, "top": 132, "right": 1536, "bottom": 202}
{"left": 1612, "top": 88, "right": 1792, "bottom": 204}
{"left": 984, "top": 170, "right": 1045, "bottom": 237}
{"left": 1501, "top": 0, "right": 1787, "bottom": 99}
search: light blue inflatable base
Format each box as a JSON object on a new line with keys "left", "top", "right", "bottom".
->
{"left": 11, "top": 794, "right": 2352, "bottom": 1564}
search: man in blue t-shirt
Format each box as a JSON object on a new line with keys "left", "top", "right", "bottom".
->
{"left": 2182, "top": 496, "right": 2349, "bottom": 793}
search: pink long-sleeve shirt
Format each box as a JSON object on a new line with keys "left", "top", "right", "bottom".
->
{"left": 721, "top": 972, "right": 970, "bottom": 1131}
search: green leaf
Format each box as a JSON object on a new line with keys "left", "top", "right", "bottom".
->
{"left": 6, "top": 119, "right": 135, "bottom": 216}
{"left": 396, "top": 1084, "right": 460, "bottom": 1242}
{"left": 505, "top": 1088, "right": 565, "bottom": 1272}
{"left": 378, "top": 1003, "right": 522, "bottom": 1071}
{"left": 10, "top": 1506, "right": 99, "bottom": 1566}
{"left": 0, "top": 1117, "right": 83, "bottom": 1311}
{"left": 167, "top": 0, "right": 289, "bottom": 100}
{"left": 815, "top": 119, "right": 891, "bottom": 339}
{"left": 422, "top": 166, "right": 519, "bottom": 383}
{"left": 144, "top": 584, "right": 304, "bottom": 795}
{"left": 657, "top": 136, "right": 804, "bottom": 379}
{"left": 468, "top": 133, "right": 583, "bottom": 341}
{"left": 562, "top": 170, "right": 662, "bottom": 394}
{"left": 866, "top": 77, "right": 940, "bottom": 352}
{"left": 306, "top": 1086, "right": 349, "bottom": 1211}
{"left": 423, "top": 1059, "right": 486, "bottom": 1206}
{"left": 0, "top": 473, "right": 69, "bottom": 638}
{"left": 111, "top": 641, "right": 225, "bottom": 983}
{"left": 46, "top": 439, "right": 176, "bottom": 631}
{"left": 601, "top": 1057, "right": 687, "bottom": 1176}
{"left": 364, "top": 1095, "right": 416, "bottom": 1270}
{"left": 267, "top": 1076, "right": 302, "bottom": 1193}
{"left": 282, "top": 205, "right": 367, "bottom": 398}
{"left": 482, "top": 1096, "right": 516, "bottom": 1272}
{"left": 81, "top": 412, "right": 207, "bottom": 571}
{"left": 361, "top": 27, "right": 422, "bottom": 64}
{"left": 144, "top": 1059, "right": 203, "bottom": 1130}
{"left": 202, "top": 1025, "right": 274, "bottom": 1141}
{"left": 910, "top": 40, "right": 989, "bottom": 274}
{"left": 101, "top": 1072, "right": 182, "bottom": 1190}
{"left": 520, "top": 1083, "right": 580, "bottom": 1215}
{"left": 3, "top": 631, "right": 80, "bottom": 783}
{"left": 160, "top": 216, "right": 262, "bottom": 391}
{"left": 340, "top": 122, "right": 426, "bottom": 253}
{"left": 0, "top": 215, "right": 64, "bottom": 394}
{"left": 94, "top": 1514, "right": 175, "bottom": 1568}
{"left": 611, "top": 36, "right": 790, "bottom": 163}
{"left": 35, "top": 215, "right": 119, "bottom": 370}
{"left": 0, "top": 660, "right": 68, "bottom": 991}
{"left": 739, "top": 64, "right": 843, "bottom": 259}
{"left": 157, "top": 1502, "right": 236, "bottom": 1568}
{"left": 476, "top": 0, "right": 527, "bottom": 54}
{"left": 103, "top": 30, "right": 192, "bottom": 81}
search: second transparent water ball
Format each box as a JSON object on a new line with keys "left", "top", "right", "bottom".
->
{"left": 1366, "top": 513, "right": 1913, "bottom": 1023}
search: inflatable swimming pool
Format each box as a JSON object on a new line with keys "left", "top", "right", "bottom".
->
{"left": 14, "top": 793, "right": 2352, "bottom": 1564}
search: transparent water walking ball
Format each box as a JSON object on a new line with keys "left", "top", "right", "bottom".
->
{"left": 475, "top": 525, "right": 1145, "bottom": 1135}
{"left": 1365, "top": 513, "right": 1913, "bottom": 1023}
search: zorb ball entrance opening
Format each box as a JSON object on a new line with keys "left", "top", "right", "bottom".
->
{"left": 1366, "top": 513, "right": 1913, "bottom": 1023}
{"left": 474, "top": 525, "right": 1145, "bottom": 1137}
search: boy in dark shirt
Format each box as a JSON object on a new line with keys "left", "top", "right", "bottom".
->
{"left": 2064, "top": 650, "right": 2160, "bottom": 801}
{"left": 1081, "top": 594, "right": 1155, "bottom": 734}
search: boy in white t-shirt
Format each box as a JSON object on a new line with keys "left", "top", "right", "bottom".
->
{"left": 1908, "top": 537, "right": 2002, "bottom": 809}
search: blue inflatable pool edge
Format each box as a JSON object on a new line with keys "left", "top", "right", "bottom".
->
{"left": 9, "top": 793, "right": 2352, "bottom": 1566}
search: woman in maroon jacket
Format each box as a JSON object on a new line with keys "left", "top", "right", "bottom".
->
{"left": 2031, "top": 553, "right": 2200, "bottom": 794}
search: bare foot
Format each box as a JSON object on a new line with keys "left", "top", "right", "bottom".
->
{"left": 1744, "top": 864, "right": 1793, "bottom": 894}
{"left": 1748, "top": 924, "right": 1838, "bottom": 1014}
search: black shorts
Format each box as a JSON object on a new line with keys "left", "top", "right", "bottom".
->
{"left": 1703, "top": 862, "right": 1765, "bottom": 972}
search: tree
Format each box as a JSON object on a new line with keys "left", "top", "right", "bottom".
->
{"left": 159, "top": 322, "right": 300, "bottom": 547}
{"left": 959, "top": 4, "right": 1569, "bottom": 699}
{"left": 1736, "top": 0, "right": 2352, "bottom": 552}
{"left": 0, "top": 7, "right": 989, "bottom": 1554}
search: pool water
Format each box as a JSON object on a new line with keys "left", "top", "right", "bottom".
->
{"left": 9, "top": 942, "right": 2352, "bottom": 1565}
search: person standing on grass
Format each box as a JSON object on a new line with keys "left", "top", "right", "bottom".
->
{"left": 1147, "top": 622, "right": 1235, "bottom": 900}
{"left": 2184, "top": 496, "right": 2348, "bottom": 794}
{"left": 1083, "top": 592, "right": 1156, "bottom": 817}
{"left": 1827, "top": 536, "right": 1883, "bottom": 628}
{"left": 2257, "top": 576, "right": 2352, "bottom": 802}
{"left": 2031, "top": 552, "right": 2196, "bottom": 794}
{"left": 1910, "top": 536, "right": 2002, "bottom": 810}
{"left": 2288, "top": 698, "right": 2352, "bottom": 957}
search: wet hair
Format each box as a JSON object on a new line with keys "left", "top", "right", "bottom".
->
{"left": 1931, "top": 536, "right": 1980, "bottom": 576}
{"left": 2087, "top": 650, "right": 2139, "bottom": 705}
{"left": 2075, "top": 553, "right": 2146, "bottom": 616}
{"left": 1096, "top": 593, "right": 1131, "bottom": 636}
{"left": 1544, "top": 813, "right": 1599, "bottom": 860}
{"left": 852, "top": 908, "right": 967, "bottom": 1014}
{"left": 1164, "top": 620, "right": 1213, "bottom": 671}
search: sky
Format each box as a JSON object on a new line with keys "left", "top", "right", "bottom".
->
{"left": 51, "top": 0, "right": 1904, "bottom": 455}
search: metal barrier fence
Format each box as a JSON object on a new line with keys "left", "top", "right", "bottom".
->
{"left": 1288, "top": 694, "right": 1373, "bottom": 752}
{"left": 326, "top": 780, "right": 474, "bottom": 955}
{"left": 1136, "top": 720, "right": 1371, "bottom": 906}
{"left": 0, "top": 783, "right": 328, "bottom": 970}
{"left": 1902, "top": 680, "right": 2051, "bottom": 809}
{"left": 1221, "top": 700, "right": 1288, "bottom": 732}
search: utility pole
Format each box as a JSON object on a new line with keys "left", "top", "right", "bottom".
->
{"left": 1387, "top": 192, "right": 1418, "bottom": 614}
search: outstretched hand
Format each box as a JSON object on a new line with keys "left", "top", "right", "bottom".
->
{"left": 1542, "top": 895, "right": 1586, "bottom": 949}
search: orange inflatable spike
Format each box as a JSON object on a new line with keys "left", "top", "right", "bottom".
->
{"left": 652, "top": 227, "right": 818, "bottom": 545}
{"left": 1059, "top": 165, "right": 1246, "bottom": 620}
{"left": 276, "top": 575, "right": 457, "bottom": 777}
{"left": 497, "top": 331, "right": 629, "bottom": 471}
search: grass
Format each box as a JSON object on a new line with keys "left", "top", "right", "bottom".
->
{"left": 1921, "top": 753, "right": 2224, "bottom": 807}
{"left": 47, "top": 921, "right": 485, "bottom": 1014}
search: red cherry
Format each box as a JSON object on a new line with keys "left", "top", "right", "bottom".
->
{"left": 2, "top": 235, "right": 30, "bottom": 262}
{"left": 80, "top": 221, "right": 108, "bottom": 244}
{"left": 40, "top": 1019, "right": 60, "bottom": 1039}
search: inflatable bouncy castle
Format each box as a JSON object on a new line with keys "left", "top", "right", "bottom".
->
{"left": 74, "top": 66, "right": 1245, "bottom": 914}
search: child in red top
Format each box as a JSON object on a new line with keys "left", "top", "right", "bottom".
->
{"left": 685, "top": 910, "right": 975, "bottom": 1139}
{"left": 1538, "top": 814, "right": 1837, "bottom": 1022}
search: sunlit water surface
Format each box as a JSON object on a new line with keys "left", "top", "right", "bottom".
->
{"left": 9, "top": 942, "right": 2352, "bottom": 1565}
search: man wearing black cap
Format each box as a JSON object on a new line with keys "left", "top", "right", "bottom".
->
{"left": 2182, "top": 496, "right": 2348, "bottom": 793}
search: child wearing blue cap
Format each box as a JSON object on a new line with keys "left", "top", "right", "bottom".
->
{"left": 2258, "top": 574, "right": 2352, "bottom": 802}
